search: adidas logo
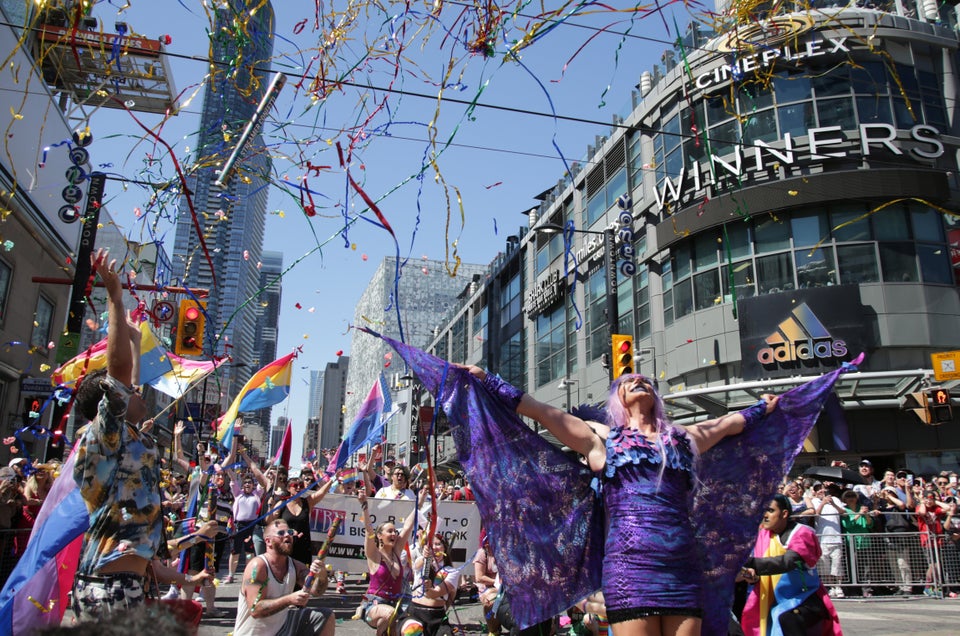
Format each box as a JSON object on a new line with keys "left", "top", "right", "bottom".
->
{"left": 757, "top": 302, "right": 848, "bottom": 366}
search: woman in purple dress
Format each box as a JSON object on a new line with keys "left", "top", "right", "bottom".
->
{"left": 468, "top": 368, "right": 778, "bottom": 636}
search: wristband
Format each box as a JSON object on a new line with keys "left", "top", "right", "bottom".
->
{"left": 738, "top": 400, "right": 768, "bottom": 430}
{"left": 481, "top": 373, "right": 524, "bottom": 411}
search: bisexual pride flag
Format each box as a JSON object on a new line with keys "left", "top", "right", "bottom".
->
{"left": 326, "top": 373, "right": 392, "bottom": 474}
{"left": 0, "top": 449, "right": 86, "bottom": 633}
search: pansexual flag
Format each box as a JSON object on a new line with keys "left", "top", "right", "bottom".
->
{"left": 148, "top": 352, "right": 222, "bottom": 399}
{"left": 52, "top": 322, "right": 173, "bottom": 387}
{"left": 216, "top": 351, "right": 296, "bottom": 450}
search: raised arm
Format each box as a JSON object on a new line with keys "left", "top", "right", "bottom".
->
{"left": 686, "top": 394, "right": 778, "bottom": 454}
{"left": 242, "top": 451, "right": 269, "bottom": 491}
{"left": 94, "top": 250, "right": 138, "bottom": 387}
{"left": 466, "top": 366, "right": 608, "bottom": 472}
{"left": 306, "top": 475, "right": 335, "bottom": 507}
{"left": 172, "top": 421, "right": 192, "bottom": 471}
{"left": 358, "top": 489, "right": 379, "bottom": 573}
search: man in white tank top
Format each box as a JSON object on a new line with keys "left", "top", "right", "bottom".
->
{"left": 233, "top": 519, "right": 335, "bottom": 636}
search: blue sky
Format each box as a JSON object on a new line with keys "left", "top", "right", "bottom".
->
{"left": 77, "top": 1, "right": 685, "bottom": 458}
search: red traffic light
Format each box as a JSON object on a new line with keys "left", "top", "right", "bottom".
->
{"left": 618, "top": 340, "right": 631, "bottom": 353}
{"left": 184, "top": 306, "right": 201, "bottom": 321}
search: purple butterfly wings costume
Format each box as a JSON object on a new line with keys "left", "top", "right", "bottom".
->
{"left": 365, "top": 328, "right": 862, "bottom": 636}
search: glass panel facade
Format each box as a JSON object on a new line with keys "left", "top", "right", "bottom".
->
{"left": 879, "top": 243, "right": 918, "bottom": 282}
{"left": 756, "top": 253, "right": 794, "bottom": 294}
{"left": 837, "top": 244, "right": 880, "bottom": 284}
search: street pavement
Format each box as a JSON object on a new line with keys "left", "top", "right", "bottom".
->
{"left": 190, "top": 578, "right": 960, "bottom": 636}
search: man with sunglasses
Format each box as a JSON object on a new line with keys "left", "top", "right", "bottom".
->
{"left": 374, "top": 465, "right": 415, "bottom": 501}
{"left": 234, "top": 519, "right": 333, "bottom": 636}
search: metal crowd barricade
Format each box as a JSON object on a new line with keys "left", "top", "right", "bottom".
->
{"left": 804, "top": 510, "right": 955, "bottom": 598}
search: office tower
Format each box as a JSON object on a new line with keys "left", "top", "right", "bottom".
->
{"left": 171, "top": 0, "right": 275, "bottom": 399}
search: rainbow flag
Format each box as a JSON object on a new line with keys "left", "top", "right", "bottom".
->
{"left": 52, "top": 322, "right": 173, "bottom": 387}
{"left": 216, "top": 351, "right": 296, "bottom": 450}
{"left": 0, "top": 448, "right": 86, "bottom": 633}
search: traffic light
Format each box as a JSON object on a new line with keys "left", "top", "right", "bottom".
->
{"left": 929, "top": 388, "right": 953, "bottom": 425}
{"left": 175, "top": 299, "right": 206, "bottom": 356}
{"left": 611, "top": 334, "right": 635, "bottom": 379}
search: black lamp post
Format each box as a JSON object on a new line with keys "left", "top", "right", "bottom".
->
{"left": 534, "top": 223, "right": 619, "bottom": 383}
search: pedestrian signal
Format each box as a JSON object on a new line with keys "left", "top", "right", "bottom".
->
{"left": 175, "top": 299, "right": 206, "bottom": 356}
{"left": 929, "top": 388, "right": 953, "bottom": 425}
{"left": 611, "top": 334, "right": 634, "bottom": 379}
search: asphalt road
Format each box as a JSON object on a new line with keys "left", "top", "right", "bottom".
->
{"left": 190, "top": 579, "right": 960, "bottom": 636}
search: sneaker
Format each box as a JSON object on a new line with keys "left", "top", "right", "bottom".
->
{"left": 161, "top": 587, "right": 179, "bottom": 600}
{"left": 828, "top": 587, "right": 844, "bottom": 598}
{"left": 223, "top": 575, "right": 234, "bottom": 584}
{"left": 949, "top": 592, "right": 958, "bottom": 598}
{"left": 337, "top": 582, "right": 346, "bottom": 594}
{"left": 924, "top": 587, "right": 938, "bottom": 597}
{"left": 862, "top": 587, "right": 873, "bottom": 598}
{"left": 205, "top": 607, "right": 228, "bottom": 618}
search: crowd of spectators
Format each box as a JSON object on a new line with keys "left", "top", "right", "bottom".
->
{"left": 776, "top": 459, "right": 960, "bottom": 599}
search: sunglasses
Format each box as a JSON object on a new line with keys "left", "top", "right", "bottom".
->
{"left": 272, "top": 529, "right": 297, "bottom": 537}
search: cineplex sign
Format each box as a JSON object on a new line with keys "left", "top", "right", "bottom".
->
{"left": 692, "top": 17, "right": 867, "bottom": 92}
{"left": 654, "top": 124, "right": 944, "bottom": 212}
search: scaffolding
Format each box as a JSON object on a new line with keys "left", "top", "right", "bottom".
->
{"left": 33, "top": 9, "right": 178, "bottom": 117}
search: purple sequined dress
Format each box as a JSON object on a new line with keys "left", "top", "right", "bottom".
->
{"left": 602, "top": 426, "right": 702, "bottom": 619}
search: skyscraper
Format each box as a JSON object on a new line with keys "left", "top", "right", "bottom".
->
{"left": 345, "top": 257, "right": 487, "bottom": 422}
{"left": 251, "top": 250, "right": 282, "bottom": 436}
{"left": 171, "top": 0, "right": 275, "bottom": 399}
{"left": 308, "top": 369, "right": 324, "bottom": 420}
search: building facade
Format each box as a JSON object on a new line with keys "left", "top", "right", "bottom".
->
{"left": 250, "top": 250, "right": 282, "bottom": 436}
{"left": 319, "top": 356, "right": 349, "bottom": 450}
{"left": 171, "top": 0, "right": 275, "bottom": 399}
{"left": 427, "top": 3, "right": 960, "bottom": 476}
{"left": 344, "top": 257, "right": 487, "bottom": 422}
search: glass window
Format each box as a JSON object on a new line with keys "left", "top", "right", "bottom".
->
{"left": 791, "top": 212, "right": 829, "bottom": 248}
{"left": 710, "top": 120, "right": 740, "bottom": 157}
{"left": 724, "top": 222, "right": 752, "bottom": 259}
{"left": 837, "top": 244, "right": 880, "bottom": 284}
{"left": 663, "top": 288, "right": 674, "bottom": 327}
{"left": 812, "top": 69, "right": 851, "bottom": 97}
{"left": 664, "top": 148, "right": 684, "bottom": 178}
{"left": 0, "top": 259, "right": 10, "bottom": 322}
{"left": 742, "top": 108, "right": 778, "bottom": 145}
{"left": 917, "top": 243, "right": 952, "bottom": 284}
{"left": 31, "top": 295, "right": 54, "bottom": 349}
{"left": 694, "top": 232, "right": 719, "bottom": 270}
{"left": 816, "top": 98, "right": 855, "bottom": 129}
{"left": 694, "top": 269, "right": 721, "bottom": 310}
{"left": 536, "top": 304, "right": 567, "bottom": 386}
{"left": 706, "top": 94, "right": 732, "bottom": 127}
{"left": 663, "top": 115, "right": 681, "bottom": 155}
{"left": 911, "top": 205, "right": 944, "bottom": 242}
{"left": 874, "top": 206, "right": 911, "bottom": 240}
{"left": 754, "top": 216, "right": 790, "bottom": 252}
{"left": 673, "top": 243, "right": 691, "bottom": 280}
{"left": 795, "top": 248, "right": 837, "bottom": 288}
{"left": 674, "top": 278, "right": 693, "bottom": 319}
{"left": 879, "top": 243, "right": 918, "bottom": 282}
{"left": 773, "top": 73, "right": 812, "bottom": 104}
{"left": 722, "top": 260, "right": 757, "bottom": 301}
{"left": 738, "top": 85, "right": 774, "bottom": 111}
{"left": 856, "top": 96, "right": 893, "bottom": 125}
{"left": 587, "top": 190, "right": 606, "bottom": 226}
{"left": 777, "top": 102, "right": 816, "bottom": 139}
{"left": 892, "top": 97, "right": 917, "bottom": 128}
{"left": 756, "top": 253, "right": 794, "bottom": 294}
{"left": 851, "top": 61, "right": 889, "bottom": 95}
{"left": 607, "top": 167, "right": 628, "bottom": 203}
{"left": 831, "top": 206, "right": 871, "bottom": 242}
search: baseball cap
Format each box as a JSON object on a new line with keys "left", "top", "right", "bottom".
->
{"left": 859, "top": 459, "right": 872, "bottom": 466}
{"left": 9, "top": 458, "right": 26, "bottom": 467}
{"left": 384, "top": 456, "right": 396, "bottom": 465}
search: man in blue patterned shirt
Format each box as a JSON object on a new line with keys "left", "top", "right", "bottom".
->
{"left": 70, "top": 249, "right": 162, "bottom": 621}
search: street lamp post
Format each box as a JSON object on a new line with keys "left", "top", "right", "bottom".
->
{"left": 534, "top": 223, "right": 619, "bottom": 383}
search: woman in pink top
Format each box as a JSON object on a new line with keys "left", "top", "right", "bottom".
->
{"left": 358, "top": 488, "right": 421, "bottom": 636}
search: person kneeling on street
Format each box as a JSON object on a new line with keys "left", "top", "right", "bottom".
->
{"left": 233, "top": 519, "right": 334, "bottom": 636}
